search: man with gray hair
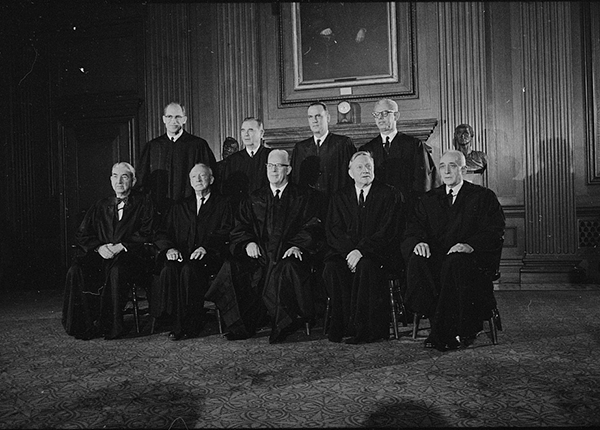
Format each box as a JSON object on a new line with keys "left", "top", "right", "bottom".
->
{"left": 208, "top": 149, "right": 322, "bottom": 344}
{"left": 401, "top": 150, "right": 505, "bottom": 351}
{"left": 62, "top": 162, "right": 154, "bottom": 340}
{"left": 361, "top": 98, "right": 440, "bottom": 214}
{"left": 323, "top": 151, "right": 404, "bottom": 344}
{"left": 153, "top": 163, "right": 233, "bottom": 341}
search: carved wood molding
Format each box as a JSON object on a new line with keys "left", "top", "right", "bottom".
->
{"left": 263, "top": 118, "right": 438, "bottom": 150}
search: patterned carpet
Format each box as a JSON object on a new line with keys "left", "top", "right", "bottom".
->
{"left": 1, "top": 288, "right": 600, "bottom": 428}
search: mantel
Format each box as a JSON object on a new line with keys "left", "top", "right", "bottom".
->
{"left": 264, "top": 118, "right": 438, "bottom": 151}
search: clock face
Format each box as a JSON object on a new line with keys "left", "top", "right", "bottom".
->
{"left": 337, "top": 101, "right": 351, "bottom": 115}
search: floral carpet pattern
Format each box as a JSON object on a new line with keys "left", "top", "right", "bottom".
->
{"left": 1, "top": 288, "right": 600, "bottom": 428}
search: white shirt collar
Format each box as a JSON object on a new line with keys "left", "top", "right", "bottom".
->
{"left": 355, "top": 183, "right": 372, "bottom": 200}
{"left": 446, "top": 180, "right": 464, "bottom": 197}
{"left": 314, "top": 131, "right": 329, "bottom": 145}
{"left": 380, "top": 130, "right": 397, "bottom": 142}
{"left": 168, "top": 129, "right": 184, "bottom": 142}
{"left": 196, "top": 192, "right": 210, "bottom": 204}
{"left": 246, "top": 144, "right": 261, "bottom": 157}
{"left": 270, "top": 182, "right": 289, "bottom": 197}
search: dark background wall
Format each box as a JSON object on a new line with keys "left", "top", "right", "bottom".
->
{"left": 1, "top": 2, "right": 599, "bottom": 291}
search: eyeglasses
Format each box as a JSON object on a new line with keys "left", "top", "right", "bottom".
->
{"left": 371, "top": 110, "right": 397, "bottom": 119}
{"left": 164, "top": 115, "right": 184, "bottom": 121}
{"left": 266, "top": 163, "right": 289, "bottom": 170}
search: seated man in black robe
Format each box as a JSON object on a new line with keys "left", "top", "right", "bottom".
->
{"left": 323, "top": 151, "right": 403, "bottom": 344}
{"left": 207, "top": 149, "right": 322, "bottom": 343}
{"left": 401, "top": 150, "right": 505, "bottom": 351}
{"left": 153, "top": 163, "right": 233, "bottom": 341}
{"left": 62, "top": 162, "right": 154, "bottom": 340}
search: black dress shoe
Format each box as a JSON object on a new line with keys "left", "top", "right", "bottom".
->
{"left": 225, "top": 331, "right": 251, "bottom": 341}
{"left": 328, "top": 336, "right": 343, "bottom": 343}
{"left": 168, "top": 331, "right": 185, "bottom": 341}
{"left": 104, "top": 331, "right": 124, "bottom": 340}
{"left": 445, "top": 337, "right": 461, "bottom": 351}
{"left": 344, "top": 336, "right": 363, "bottom": 345}
{"left": 459, "top": 335, "right": 477, "bottom": 348}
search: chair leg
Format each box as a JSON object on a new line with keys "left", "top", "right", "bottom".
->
{"left": 389, "top": 280, "right": 399, "bottom": 340}
{"left": 322, "top": 297, "right": 331, "bottom": 335}
{"left": 412, "top": 313, "right": 420, "bottom": 340}
{"left": 305, "top": 322, "right": 310, "bottom": 336}
{"left": 489, "top": 308, "right": 501, "bottom": 345}
{"left": 131, "top": 284, "right": 140, "bottom": 334}
{"left": 216, "top": 308, "right": 223, "bottom": 334}
{"left": 150, "top": 317, "right": 156, "bottom": 334}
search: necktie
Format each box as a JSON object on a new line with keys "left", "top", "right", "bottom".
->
{"left": 275, "top": 189, "right": 281, "bottom": 199}
{"left": 171, "top": 136, "right": 175, "bottom": 142}
{"left": 316, "top": 139, "right": 321, "bottom": 156}
{"left": 384, "top": 136, "right": 391, "bottom": 154}
{"left": 117, "top": 201, "right": 125, "bottom": 220}
{"left": 358, "top": 189, "right": 365, "bottom": 207}
{"left": 250, "top": 150, "right": 254, "bottom": 158}
{"left": 197, "top": 197, "right": 205, "bottom": 214}
{"left": 115, "top": 197, "right": 128, "bottom": 221}
{"left": 447, "top": 189, "right": 454, "bottom": 206}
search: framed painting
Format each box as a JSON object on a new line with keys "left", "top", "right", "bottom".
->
{"left": 279, "top": 2, "right": 415, "bottom": 104}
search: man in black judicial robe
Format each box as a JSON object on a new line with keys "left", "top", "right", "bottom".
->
{"left": 137, "top": 102, "right": 217, "bottom": 220}
{"left": 152, "top": 163, "right": 233, "bottom": 340}
{"left": 62, "top": 162, "right": 154, "bottom": 340}
{"left": 323, "top": 151, "right": 404, "bottom": 344}
{"left": 291, "top": 102, "right": 356, "bottom": 219}
{"left": 217, "top": 117, "right": 271, "bottom": 205}
{"left": 401, "top": 150, "right": 505, "bottom": 351}
{"left": 361, "top": 98, "right": 440, "bottom": 215}
{"left": 207, "top": 149, "right": 321, "bottom": 343}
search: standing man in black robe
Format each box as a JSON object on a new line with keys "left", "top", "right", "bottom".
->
{"left": 153, "top": 163, "right": 233, "bottom": 341}
{"left": 401, "top": 150, "right": 505, "bottom": 351}
{"left": 217, "top": 117, "right": 271, "bottom": 207}
{"left": 62, "top": 162, "right": 154, "bottom": 340}
{"left": 137, "top": 102, "right": 217, "bottom": 223}
{"left": 291, "top": 101, "right": 356, "bottom": 218}
{"left": 361, "top": 98, "right": 440, "bottom": 215}
{"left": 207, "top": 149, "right": 321, "bottom": 343}
{"left": 323, "top": 151, "right": 403, "bottom": 344}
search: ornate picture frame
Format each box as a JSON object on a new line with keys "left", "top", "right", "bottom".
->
{"left": 278, "top": 2, "right": 416, "bottom": 105}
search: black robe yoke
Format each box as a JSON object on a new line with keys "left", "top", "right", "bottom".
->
{"left": 137, "top": 131, "right": 217, "bottom": 211}
{"left": 152, "top": 193, "right": 233, "bottom": 330}
{"left": 62, "top": 191, "right": 154, "bottom": 338}
{"left": 401, "top": 181, "right": 505, "bottom": 344}
{"left": 361, "top": 133, "right": 440, "bottom": 214}
{"left": 217, "top": 145, "right": 271, "bottom": 200}
{"left": 291, "top": 133, "right": 356, "bottom": 198}
{"left": 324, "top": 180, "right": 402, "bottom": 342}
{"left": 207, "top": 182, "right": 320, "bottom": 337}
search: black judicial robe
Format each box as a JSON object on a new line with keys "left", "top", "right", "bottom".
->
{"left": 62, "top": 191, "right": 154, "bottom": 338}
{"left": 206, "top": 182, "right": 321, "bottom": 338}
{"left": 361, "top": 132, "right": 440, "bottom": 214}
{"left": 152, "top": 193, "right": 233, "bottom": 334}
{"left": 401, "top": 181, "right": 505, "bottom": 344}
{"left": 324, "top": 180, "right": 402, "bottom": 342}
{"left": 291, "top": 133, "right": 356, "bottom": 199}
{"left": 137, "top": 131, "right": 217, "bottom": 212}
{"left": 217, "top": 145, "right": 271, "bottom": 200}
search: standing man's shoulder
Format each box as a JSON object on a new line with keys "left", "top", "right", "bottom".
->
{"left": 181, "top": 130, "right": 209, "bottom": 146}
{"left": 362, "top": 134, "right": 381, "bottom": 149}
{"left": 146, "top": 133, "right": 168, "bottom": 146}
{"left": 394, "top": 132, "right": 422, "bottom": 146}
{"left": 328, "top": 132, "right": 354, "bottom": 146}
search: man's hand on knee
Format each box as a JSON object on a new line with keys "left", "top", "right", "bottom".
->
{"left": 413, "top": 242, "right": 431, "bottom": 258}
{"left": 447, "top": 243, "right": 474, "bottom": 254}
